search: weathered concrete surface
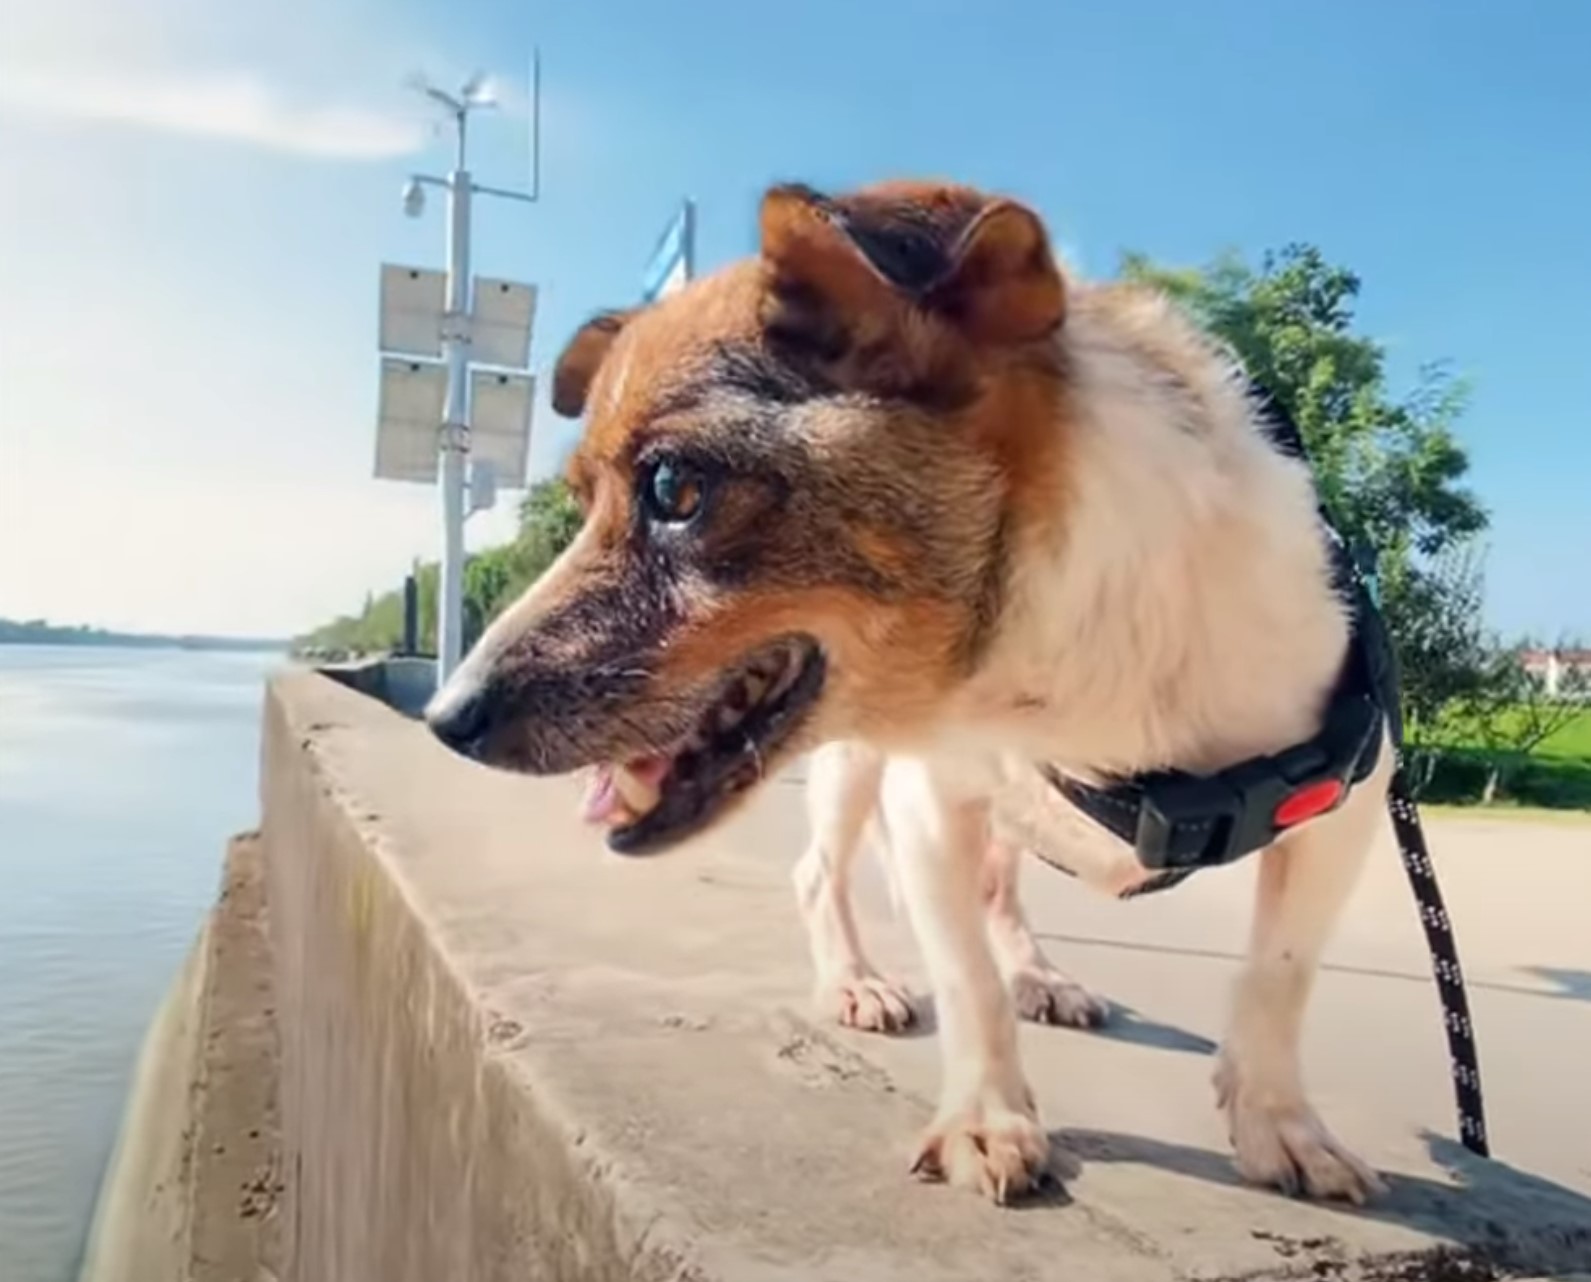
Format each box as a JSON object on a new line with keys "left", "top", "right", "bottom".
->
{"left": 76, "top": 923, "right": 209, "bottom": 1282}
{"left": 78, "top": 835, "right": 283, "bottom": 1282}
{"left": 260, "top": 670, "right": 1591, "bottom": 1281}
{"left": 187, "top": 834, "right": 283, "bottom": 1281}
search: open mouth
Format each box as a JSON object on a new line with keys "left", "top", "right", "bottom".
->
{"left": 581, "top": 635, "right": 826, "bottom": 856}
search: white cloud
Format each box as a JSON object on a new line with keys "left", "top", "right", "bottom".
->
{"left": 0, "top": 68, "right": 425, "bottom": 161}
{"left": 0, "top": 0, "right": 553, "bottom": 634}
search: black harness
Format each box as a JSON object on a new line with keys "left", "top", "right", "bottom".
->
{"left": 1041, "top": 383, "right": 1491, "bottom": 1158}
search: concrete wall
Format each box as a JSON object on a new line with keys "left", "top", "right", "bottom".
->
{"left": 317, "top": 655, "right": 435, "bottom": 718}
{"left": 258, "top": 672, "right": 1213, "bottom": 1282}
{"left": 252, "top": 670, "right": 1591, "bottom": 1282}
{"left": 76, "top": 925, "right": 209, "bottom": 1282}
{"left": 262, "top": 675, "right": 683, "bottom": 1282}
{"left": 78, "top": 836, "right": 282, "bottom": 1282}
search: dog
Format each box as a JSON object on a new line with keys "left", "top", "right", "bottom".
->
{"left": 427, "top": 179, "right": 1391, "bottom": 1206}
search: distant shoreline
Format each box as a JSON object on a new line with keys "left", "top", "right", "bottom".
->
{"left": 0, "top": 619, "right": 288, "bottom": 653}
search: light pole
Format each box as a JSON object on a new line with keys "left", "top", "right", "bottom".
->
{"left": 399, "top": 62, "right": 540, "bottom": 684}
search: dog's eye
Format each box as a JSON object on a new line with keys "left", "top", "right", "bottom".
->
{"left": 641, "top": 458, "right": 707, "bottom": 524}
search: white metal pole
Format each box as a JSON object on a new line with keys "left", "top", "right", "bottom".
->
{"left": 437, "top": 117, "right": 472, "bottom": 684}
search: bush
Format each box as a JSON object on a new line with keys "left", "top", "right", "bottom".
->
{"left": 1408, "top": 746, "right": 1591, "bottom": 810}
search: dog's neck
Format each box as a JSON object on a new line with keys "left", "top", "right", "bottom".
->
{"left": 952, "top": 283, "right": 1350, "bottom": 781}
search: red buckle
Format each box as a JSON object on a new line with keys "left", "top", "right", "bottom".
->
{"left": 1274, "top": 778, "right": 1345, "bottom": 829}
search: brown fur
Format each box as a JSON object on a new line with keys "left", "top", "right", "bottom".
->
{"left": 450, "top": 179, "right": 1075, "bottom": 778}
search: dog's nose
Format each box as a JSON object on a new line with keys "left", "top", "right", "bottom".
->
{"left": 426, "top": 681, "right": 491, "bottom": 758}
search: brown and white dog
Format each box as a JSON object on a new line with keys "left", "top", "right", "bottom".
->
{"left": 427, "top": 179, "right": 1391, "bottom": 1206}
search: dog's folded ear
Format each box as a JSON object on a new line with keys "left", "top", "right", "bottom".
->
{"left": 757, "top": 182, "right": 1066, "bottom": 368}
{"left": 924, "top": 200, "right": 1068, "bottom": 345}
{"left": 552, "top": 308, "right": 637, "bottom": 418}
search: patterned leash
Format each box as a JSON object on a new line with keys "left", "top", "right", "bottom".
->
{"left": 1386, "top": 761, "right": 1490, "bottom": 1156}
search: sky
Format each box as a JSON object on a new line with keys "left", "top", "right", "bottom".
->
{"left": 1, "top": 0, "right": 1587, "bottom": 640}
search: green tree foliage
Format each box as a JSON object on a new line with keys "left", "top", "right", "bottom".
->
{"left": 1120, "top": 245, "right": 1489, "bottom": 737}
{"left": 295, "top": 478, "right": 583, "bottom": 657}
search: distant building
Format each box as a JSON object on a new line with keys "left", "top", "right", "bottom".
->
{"left": 1520, "top": 647, "right": 1591, "bottom": 699}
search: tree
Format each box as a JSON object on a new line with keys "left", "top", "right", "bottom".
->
{"left": 464, "top": 478, "right": 585, "bottom": 636}
{"left": 296, "top": 478, "right": 587, "bottom": 658}
{"left": 1120, "top": 245, "right": 1489, "bottom": 735}
{"left": 515, "top": 478, "right": 584, "bottom": 576}
{"left": 1446, "top": 645, "right": 1589, "bottom": 802}
{"left": 1376, "top": 542, "right": 1491, "bottom": 736}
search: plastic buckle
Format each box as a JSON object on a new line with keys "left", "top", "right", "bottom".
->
{"left": 1133, "top": 773, "right": 1245, "bottom": 871}
{"left": 1129, "top": 686, "right": 1383, "bottom": 873}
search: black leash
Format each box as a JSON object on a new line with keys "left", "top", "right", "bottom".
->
{"left": 1387, "top": 761, "right": 1490, "bottom": 1156}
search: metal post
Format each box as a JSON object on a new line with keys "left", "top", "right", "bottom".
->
{"left": 402, "top": 572, "right": 419, "bottom": 656}
{"left": 437, "top": 117, "right": 473, "bottom": 684}
{"left": 382, "top": 62, "right": 544, "bottom": 687}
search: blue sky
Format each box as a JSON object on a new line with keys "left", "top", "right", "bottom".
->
{"left": 1, "top": 0, "right": 1586, "bottom": 638}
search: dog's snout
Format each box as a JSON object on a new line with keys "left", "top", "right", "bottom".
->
{"left": 426, "top": 680, "right": 492, "bottom": 758}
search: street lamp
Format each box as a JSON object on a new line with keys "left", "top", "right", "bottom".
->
{"left": 374, "top": 54, "right": 543, "bottom": 688}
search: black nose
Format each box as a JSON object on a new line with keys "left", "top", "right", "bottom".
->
{"left": 426, "top": 683, "right": 491, "bottom": 758}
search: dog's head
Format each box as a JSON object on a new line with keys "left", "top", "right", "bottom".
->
{"left": 426, "top": 179, "right": 1070, "bottom": 854}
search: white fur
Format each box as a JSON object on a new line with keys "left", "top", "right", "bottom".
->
{"left": 798, "top": 283, "right": 1388, "bottom": 1204}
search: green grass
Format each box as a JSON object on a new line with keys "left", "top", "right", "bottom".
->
{"left": 1537, "top": 707, "right": 1591, "bottom": 760}
{"left": 1426, "top": 706, "right": 1591, "bottom": 762}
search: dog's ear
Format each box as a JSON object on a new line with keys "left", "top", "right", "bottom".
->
{"left": 926, "top": 200, "right": 1067, "bottom": 345}
{"left": 551, "top": 309, "right": 637, "bottom": 418}
{"left": 757, "top": 183, "right": 1065, "bottom": 365}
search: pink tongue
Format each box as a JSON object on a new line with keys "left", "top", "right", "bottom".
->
{"left": 581, "top": 766, "right": 620, "bottom": 824}
{"left": 580, "top": 756, "right": 672, "bottom": 826}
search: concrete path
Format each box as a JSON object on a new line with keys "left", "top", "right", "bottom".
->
{"left": 264, "top": 674, "right": 1591, "bottom": 1281}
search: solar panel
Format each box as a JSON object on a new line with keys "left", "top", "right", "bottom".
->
{"left": 374, "top": 357, "right": 447, "bottom": 483}
{"left": 377, "top": 264, "right": 446, "bottom": 359}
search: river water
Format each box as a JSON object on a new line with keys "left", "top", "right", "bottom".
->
{"left": 0, "top": 644, "right": 281, "bottom": 1282}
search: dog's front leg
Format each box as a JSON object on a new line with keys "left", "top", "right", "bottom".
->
{"left": 1216, "top": 747, "right": 1391, "bottom": 1204}
{"left": 792, "top": 742, "right": 915, "bottom": 1032}
{"left": 981, "top": 836, "right": 1110, "bottom": 1029}
{"left": 880, "top": 757, "right": 1050, "bottom": 1204}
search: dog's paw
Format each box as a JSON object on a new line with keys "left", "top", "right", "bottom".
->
{"left": 1006, "top": 966, "right": 1109, "bottom": 1029}
{"left": 818, "top": 973, "right": 916, "bottom": 1034}
{"left": 1217, "top": 1068, "right": 1384, "bottom": 1204}
{"left": 910, "top": 1093, "right": 1053, "bottom": 1205}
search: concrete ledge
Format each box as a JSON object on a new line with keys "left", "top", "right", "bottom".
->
{"left": 259, "top": 671, "right": 1591, "bottom": 1281}
{"left": 77, "top": 923, "right": 209, "bottom": 1282}
{"left": 317, "top": 656, "right": 435, "bottom": 718}
{"left": 79, "top": 835, "right": 282, "bottom": 1282}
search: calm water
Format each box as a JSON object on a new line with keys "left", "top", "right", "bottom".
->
{"left": 0, "top": 645, "right": 281, "bottom": 1282}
